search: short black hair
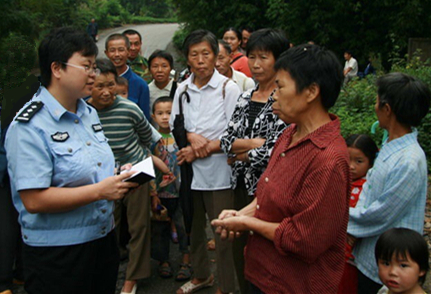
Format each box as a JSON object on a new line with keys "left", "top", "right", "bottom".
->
{"left": 148, "top": 50, "right": 174, "bottom": 69}
{"left": 246, "top": 28, "right": 289, "bottom": 60}
{"left": 116, "top": 76, "right": 128, "bottom": 86}
{"left": 152, "top": 96, "right": 173, "bottom": 114}
{"left": 345, "top": 134, "right": 379, "bottom": 166}
{"left": 39, "top": 27, "right": 98, "bottom": 87}
{"left": 218, "top": 39, "right": 232, "bottom": 55}
{"left": 122, "top": 29, "right": 142, "bottom": 43}
{"left": 274, "top": 44, "right": 343, "bottom": 110}
{"left": 375, "top": 228, "right": 429, "bottom": 285}
{"left": 96, "top": 59, "right": 117, "bottom": 77}
{"left": 105, "top": 34, "right": 130, "bottom": 50}
{"left": 377, "top": 72, "right": 431, "bottom": 127}
{"left": 241, "top": 26, "right": 254, "bottom": 34}
{"left": 182, "top": 29, "right": 219, "bottom": 58}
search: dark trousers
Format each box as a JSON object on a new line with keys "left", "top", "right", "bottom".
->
{"left": 151, "top": 197, "right": 189, "bottom": 263}
{"left": 22, "top": 230, "right": 119, "bottom": 294}
{"left": 0, "top": 176, "right": 22, "bottom": 292}
{"left": 232, "top": 181, "right": 253, "bottom": 294}
{"left": 357, "top": 269, "right": 382, "bottom": 294}
{"left": 250, "top": 282, "right": 265, "bottom": 294}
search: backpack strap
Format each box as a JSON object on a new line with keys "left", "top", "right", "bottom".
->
{"left": 169, "top": 81, "right": 177, "bottom": 99}
{"left": 231, "top": 54, "right": 245, "bottom": 64}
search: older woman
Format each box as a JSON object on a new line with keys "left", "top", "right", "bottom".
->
{"left": 219, "top": 28, "right": 289, "bottom": 294}
{"left": 213, "top": 44, "right": 350, "bottom": 293}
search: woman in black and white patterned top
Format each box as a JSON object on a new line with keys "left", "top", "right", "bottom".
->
{"left": 219, "top": 28, "right": 290, "bottom": 294}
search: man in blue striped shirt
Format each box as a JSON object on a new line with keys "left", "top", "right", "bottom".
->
{"left": 347, "top": 72, "right": 431, "bottom": 294}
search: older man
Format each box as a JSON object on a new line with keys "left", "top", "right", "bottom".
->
{"left": 216, "top": 39, "right": 255, "bottom": 93}
{"left": 105, "top": 33, "right": 151, "bottom": 120}
{"left": 123, "top": 29, "right": 152, "bottom": 84}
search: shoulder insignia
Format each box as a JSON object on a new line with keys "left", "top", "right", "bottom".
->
{"left": 92, "top": 123, "right": 103, "bottom": 132}
{"left": 15, "top": 101, "right": 44, "bottom": 123}
{"left": 51, "top": 131, "right": 70, "bottom": 142}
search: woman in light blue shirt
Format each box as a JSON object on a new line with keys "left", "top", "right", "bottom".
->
{"left": 347, "top": 72, "right": 431, "bottom": 294}
{"left": 5, "top": 27, "right": 138, "bottom": 294}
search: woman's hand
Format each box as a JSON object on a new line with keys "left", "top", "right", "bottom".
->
{"left": 250, "top": 138, "right": 266, "bottom": 149}
{"left": 97, "top": 171, "right": 139, "bottom": 201}
{"left": 177, "top": 146, "right": 196, "bottom": 165}
{"left": 187, "top": 132, "right": 210, "bottom": 158}
{"left": 211, "top": 215, "right": 249, "bottom": 241}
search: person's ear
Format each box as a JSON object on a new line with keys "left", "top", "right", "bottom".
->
{"left": 419, "top": 270, "right": 426, "bottom": 278}
{"left": 306, "top": 83, "right": 320, "bottom": 103}
{"left": 51, "top": 62, "right": 62, "bottom": 79}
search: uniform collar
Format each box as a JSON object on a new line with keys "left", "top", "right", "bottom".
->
{"left": 39, "top": 87, "right": 90, "bottom": 121}
{"left": 128, "top": 55, "right": 146, "bottom": 65}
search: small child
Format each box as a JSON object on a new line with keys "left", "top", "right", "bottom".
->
{"left": 375, "top": 228, "right": 429, "bottom": 294}
{"left": 116, "top": 76, "right": 129, "bottom": 98}
{"left": 338, "top": 134, "right": 378, "bottom": 294}
{"left": 150, "top": 96, "right": 191, "bottom": 281}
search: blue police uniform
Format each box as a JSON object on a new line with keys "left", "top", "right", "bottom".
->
{"left": 5, "top": 86, "right": 115, "bottom": 247}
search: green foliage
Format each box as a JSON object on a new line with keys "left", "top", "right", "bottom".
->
{"left": 333, "top": 59, "right": 431, "bottom": 171}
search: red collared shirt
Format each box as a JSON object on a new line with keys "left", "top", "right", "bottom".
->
{"left": 244, "top": 114, "right": 350, "bottom": 294}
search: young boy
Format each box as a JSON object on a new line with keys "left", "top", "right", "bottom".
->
{"left": 116, "top": 76, "right": 129, "bottom": 98}
{"left": 347, "top": 72, "right": 431, "bottom": 294}
{"left": 150, "top": 96, "right": 191, "bottom": 281}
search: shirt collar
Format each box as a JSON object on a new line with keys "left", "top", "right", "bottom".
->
{"left": 378, "top": 130, "right": 418, "bottom": 161}
{"left": 128, "top": 55, "right": 145, "bottom": 65}
{"left": 187, "top": 69, "right": 224, "bottom": 91}
{"left": 39, "top": 87, "right": 90, "bottom": 121}
{"left": 119, "top": 65, "right": 130, "bottom": 77}
{"left": 288, "top": 113, "right": 341, "bottom": 150}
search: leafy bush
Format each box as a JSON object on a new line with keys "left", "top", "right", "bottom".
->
{"left": 334, "top": 60, "right": 431, "bottom": 171}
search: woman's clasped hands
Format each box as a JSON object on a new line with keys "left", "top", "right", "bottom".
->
{"left": 211, "top": 210, "right": 249, "bottom": 241}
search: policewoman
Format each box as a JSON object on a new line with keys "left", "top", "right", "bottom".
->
{"left": 5, "top": 27, "right": 138, "bottom": 294}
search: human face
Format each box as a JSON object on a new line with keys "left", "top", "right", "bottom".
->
{"left": 150, "top": 57, "right": 172, "bottom": 85}
{"left": 273, "top": 69, "right": 309, "bottom": 124}
{"left": 105, "top": 39, "right": 129, "bottom": 71}
{"left": 348, "top": 147, "right": 371, "bottom": 181}
{"left": 116, "top": 84, "right": 128, "bottom": 98}
{"left": 344, "top": 52, "right": 352, "bottom": 61}
{"left": 58, "top": 52, "right": 97, "bottom": 99}
{"left": 378, "top": 252, "right": 425, "bottom": 294}
{"left": 125, "top": 34, "right": 141, "bottom": 60}
{"left": 187, "top": 41, "right": 216, "bottom": 86}
{"left": 152, "top": 101, "right": 172, "bottom": 132}
{"left": 215, "top": 44, "right": 231, "bottom": 77}
{"left": 248, "top": 50, "right": 276, "bottom": 84}
{"left": 241, "top": 29, "right": 251, "bottom": 49}
{"left": 91, "top": 73, "right": 116, "bottom": 110}
{"left": 223, "top": 30, "right": 240, "bottom": 53}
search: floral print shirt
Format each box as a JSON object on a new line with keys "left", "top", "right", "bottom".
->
{"left": 220, "top": 85, "right": 287, "bottom": 196}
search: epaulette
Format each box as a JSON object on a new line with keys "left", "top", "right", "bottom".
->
{"left": 15, "top": 101, "right": 44, "bottom": 123}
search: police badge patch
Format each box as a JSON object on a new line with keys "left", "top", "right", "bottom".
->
{"left": 92, "top": 123, "right": 103, "bottom": 132}
{"left": 51, "top": 132, "right": 70, "bottom": 142}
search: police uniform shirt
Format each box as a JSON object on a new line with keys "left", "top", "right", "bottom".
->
{"left": 5, "top": 86, "right": 115, "bottom": 247}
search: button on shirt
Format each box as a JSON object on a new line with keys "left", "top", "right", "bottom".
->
{"left": 5, "top": 87, "right": 115, "bottom": 247}
{"left": 169, "top": 70, "right": 241, "bottom": 190}
{"left": 348, "top": 130, "right": 427, "bottom": 284}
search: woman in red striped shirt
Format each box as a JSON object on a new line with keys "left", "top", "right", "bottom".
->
{"left": 212, "top": 44, "right": 350, "bottom": 293}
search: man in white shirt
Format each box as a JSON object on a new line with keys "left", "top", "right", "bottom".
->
{"left": 343, "top": 50, "right": 358, "bottom": 84}
{"left": 170, "top": 29, "right": 241, "bottom": 294}
{"left": 216, "top": 40, "right": 255, "bottom": 93}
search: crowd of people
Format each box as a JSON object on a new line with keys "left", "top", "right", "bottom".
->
{"left": 0, "top": 22, "right": 430, "bottom": 294}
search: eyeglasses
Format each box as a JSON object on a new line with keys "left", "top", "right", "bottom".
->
{"left": 61, "top": 62, "right": 101, "bottom": 76}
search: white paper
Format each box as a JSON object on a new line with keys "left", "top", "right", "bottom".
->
{"left": 121, "top": 156, "right": 155, "bottom": 181}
